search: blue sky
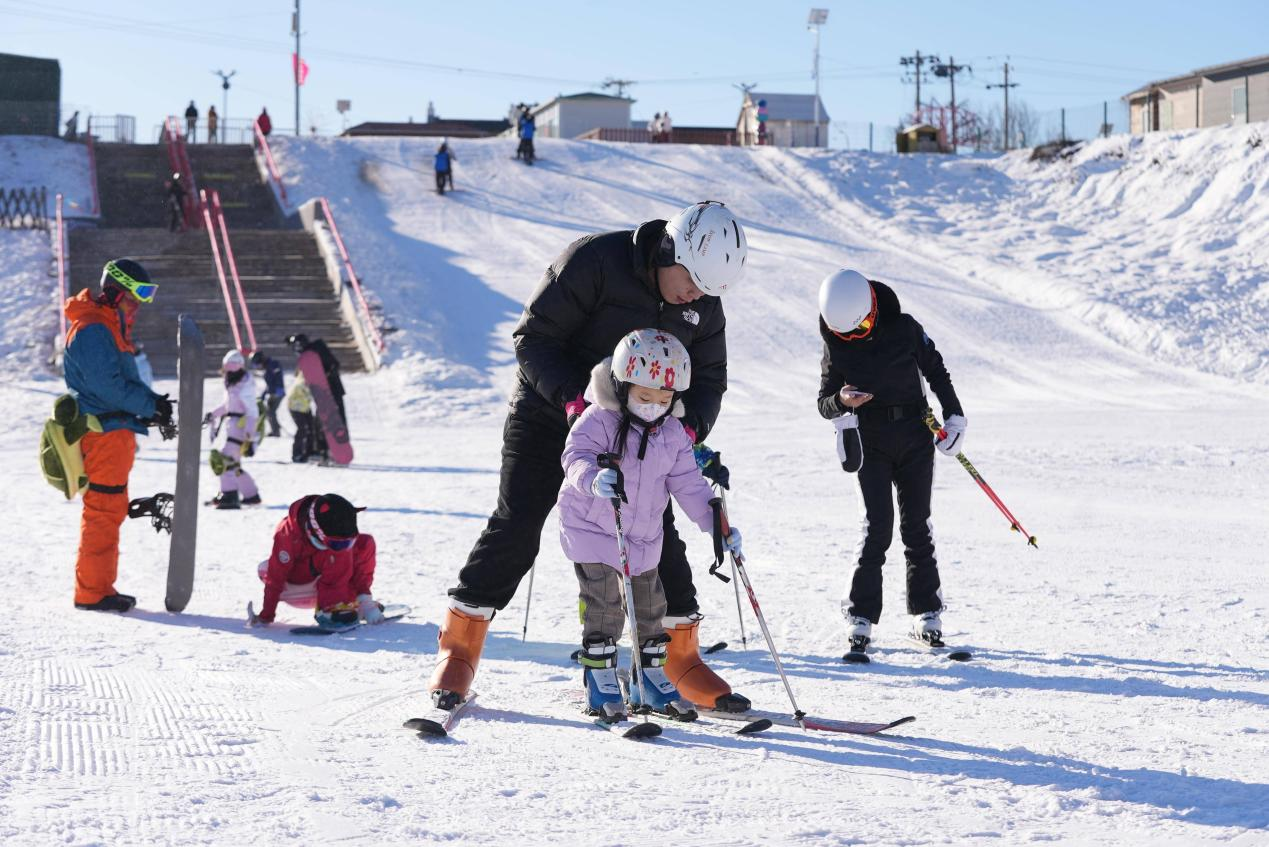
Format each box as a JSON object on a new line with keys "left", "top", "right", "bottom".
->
{"left": 3, "top": 0, "right": 1266, "bottom": 143}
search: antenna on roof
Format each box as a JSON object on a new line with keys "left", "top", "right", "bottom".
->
{"left": 602, "top": 78, "right": 636, "bottom": 98}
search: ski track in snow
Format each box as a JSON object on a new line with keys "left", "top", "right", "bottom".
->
{"left": 1, "top": 132, "right": 1267, "bottom": 845}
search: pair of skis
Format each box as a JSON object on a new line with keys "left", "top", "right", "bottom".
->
{"left": 245, "top": 601, "right": 411, "bottom": 635}
{"left": 845, "top": 633, "right": 974, "bottom": 664}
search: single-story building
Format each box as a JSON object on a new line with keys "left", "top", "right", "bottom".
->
{"left": 343, "top": 118, "right": 510, "bottom": 138}
{"left": 896, "top": 123, "right": 948, "bottom": 154}
{"left": 736, "top": 92, "right": 830, "bottom": 147}
{"left": 528, "top": 92, "right": 634, "bottom": 139}
{"left": 0, "top": 52, "right": 60, "bottom": 136}
{"left": 1125, "top": 54, "right": 1269, "bottom": 133}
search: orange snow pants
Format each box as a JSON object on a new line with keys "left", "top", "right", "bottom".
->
{"left": 74, "top": 429, "right": 137, "bottom": 604}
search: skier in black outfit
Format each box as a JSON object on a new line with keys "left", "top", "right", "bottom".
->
{"left": 251, "top": 350, "right": 286, "bottom": 437}
{"left": 287, "top": 333, "right": 347, "bottom": 431}
{"left": 165, "top": 173, "right": 186, "bottom": 232}
{"left": 816, "top": 269, "right": 966, "bottom": 656}
{"left": 429, "top": 201, "right": 751, "bottom": 714}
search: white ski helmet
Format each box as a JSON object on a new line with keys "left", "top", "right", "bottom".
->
{"left": 819, "top": 269, "right": 877, "bottom": 338}
{"left": 661, "top": 201, "right": 748, "bottom": 296}
{"left": 610, "top": 329, "right": 692, "bottom": 393}
{"left": 221, "top": 349, "right": 246, "bottom": 372}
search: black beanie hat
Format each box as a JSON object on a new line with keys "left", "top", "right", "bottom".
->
{"left": 311, "top": 493, "right": 362, "bottom": 537}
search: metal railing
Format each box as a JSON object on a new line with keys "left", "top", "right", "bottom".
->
{"left": 163, "top": 116, "right": 200, "bottom": 229}
{"left": 86, "top": 114, "right": 136, "bottom": 143}
{"left": 199, "top": 188, "right": 243, "bottom": 352}
{"left": 577, "top": 126, "right": 735, "bottom": 146}
{"left": 54, "top": 193, "right": 68, "bottom": 343}
{"left": 317, "top": 196, "right": 384, "bottom": 356}
{"left": 253, "top": 119, "right": 289, "bottom": 208}
{"left": 207, "top": 189, "right": 257, "bottom": 353}
{"left": 0, "top": 186, "right": 49, "bottom": 230}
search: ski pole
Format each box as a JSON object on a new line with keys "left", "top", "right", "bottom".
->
{"left": 923, "top": 409, "right": 1037, "bottom": 548}
{"left": 730, "top": 556, "right": 748, "bottom": 649}
{"left": 521, "top": 562, "right": 535, "bottom": 642}
{"left": 597, "top": 453, "right": 654, "bottom": 725}
{"left": 716, "top": 487, "right": 806, "bottom": 727}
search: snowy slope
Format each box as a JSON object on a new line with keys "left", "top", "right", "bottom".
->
{"left": 0, "top": 136, "right": 95, "bottom": 219}
{"left": 1, "top": 132, "right": 1266, "bottom": 845}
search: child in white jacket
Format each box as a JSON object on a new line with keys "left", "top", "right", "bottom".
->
{"left": 206, "top": 350, "right": 260, "bottom": 509}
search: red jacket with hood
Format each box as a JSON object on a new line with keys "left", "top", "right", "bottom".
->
{"left": 260, "top": 495, "right": 376, "bottom": 620}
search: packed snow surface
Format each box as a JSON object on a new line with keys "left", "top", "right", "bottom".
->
{"left": 1, "top": 127, "right": 1266, "bottom": 845}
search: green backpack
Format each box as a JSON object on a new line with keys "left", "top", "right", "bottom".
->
{"left": 39, "top": 394, "right": 102, "bottom": 500}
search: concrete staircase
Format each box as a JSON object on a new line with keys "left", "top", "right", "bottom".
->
{"left": 71, "top": 144, "right": 365, "bottom": 376}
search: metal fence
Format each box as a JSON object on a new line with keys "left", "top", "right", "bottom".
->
{"left": 0, "top": 187, "right": 49, "bottom": 230}
{"left": 87, "top": 115, "right": 136, "bottom": 143}
{"left": 153, "top": 117, "right": 294, "bottom": 145}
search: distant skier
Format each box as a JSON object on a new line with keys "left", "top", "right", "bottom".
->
{"left": 251, "top": 350, "right": 286, "bottom": 437}
{"left": 205, "top": 350, "right": 260, "bottom": 509}
{"left": 62, "top": 258, "right": 173, "bottom": 612}
{"left": 207, "top": 105, "right": 219, "bottom": 144}
{"left": 517, "top": 108, "right": 536, "bottom": 164}
{"left": 428, "top": 201, "right": 750, "bottom": 716}
{"left": 434, "top": 142, "right": 455, "bottom": 193}
{"left": 562, "top": 330, "right": 741, "bottom": 722}
{"left": 165, "top": 172, "right": 186, "bottom": 232}
{"left": 252, "top": 493, "right": 385, "bottom": 629}
{"left": 816, "top": 269, "right": 966, "bottom": 658}
{"left": 256, "top": 107, "right": 272, "bottom": 138}
{"left": 287, "top": 333, "right": 347, "bottom": 432}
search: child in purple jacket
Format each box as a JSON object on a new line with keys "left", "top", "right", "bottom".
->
{"left": 558, "top": 329, "right": 742, "bottom": 723}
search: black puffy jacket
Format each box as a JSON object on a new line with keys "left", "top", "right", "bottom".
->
{"left": 817, "top": 280, "right": 962, "bottom": 422}
{"left": 512, "top": 220, "right": 726, "bottom": 439}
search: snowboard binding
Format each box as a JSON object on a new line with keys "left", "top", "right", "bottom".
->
{"left": 128, "top": 492, "right": 174, "bottom": 534}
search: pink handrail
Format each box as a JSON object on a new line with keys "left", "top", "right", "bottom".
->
{"left": 199, "top": 188, "right": 243, "bottom": 352}
{"left": 84, "top": 118, "right": 100, "bottom": 216}
{"left": 318, "top": 196, "right": 385, "bottom": 352}
{"left": 55, "top": 192, "right": 67, "bottom": 342}
{"left": 210, "top": 190, "right": 257, "bottom": 353}
{"left": 163, "top": 116, "right": 200, "bottom": 229}
{"left": 254, "top": 120, "right": 288, "bottom": 207}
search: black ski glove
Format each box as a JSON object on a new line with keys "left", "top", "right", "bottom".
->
{"left": 147, "top": 394, "right": 178, "bottom": 441}
{"left": 693, "top": 444, "right": 730, "bottom": 490}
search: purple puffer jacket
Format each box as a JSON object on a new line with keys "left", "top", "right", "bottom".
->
{"left": 558, "top": 366, "right": 716, "bottom": 575}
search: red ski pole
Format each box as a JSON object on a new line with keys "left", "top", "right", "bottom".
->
{"left": 924, "top": 409, "right": 1038, "bottom": 548}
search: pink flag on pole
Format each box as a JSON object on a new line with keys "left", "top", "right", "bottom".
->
{"left": 292, "top": 53, "right": 310, "bottom": 86}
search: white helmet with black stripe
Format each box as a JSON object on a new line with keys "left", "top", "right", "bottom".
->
{"left": 661, "top": 201, "right": 748, "bottom": 296}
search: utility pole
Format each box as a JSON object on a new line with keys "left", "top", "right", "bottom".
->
{"left": 602, "top": 78, "right": 636, "bottom": 98}
{"left": 213, "top": 69, "right": 236, "bottom": 141}
{"left": 987, "top": 60, "right": 1019, "bottom": 150}
{"left": 292, "top": 0, "right": 301, "bottom": 136}
{"left": 808, "top": 9, "right": 828, "bottom": 147}
{"left": 900, "top": 51, "right": 937, "bottom": 122}
{"left": 933, "top": 57, "right": 970, "bottom": 151}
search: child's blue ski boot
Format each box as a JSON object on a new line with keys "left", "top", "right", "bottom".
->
{"left": 580, "top": 636, "right": 626, "bottom": 723}
{"left": 628, "top": 634, "right": 698, "bottom": 721}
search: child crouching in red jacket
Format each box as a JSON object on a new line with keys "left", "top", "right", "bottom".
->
{"left": 254, "top": 493, "right": 383, "bottom": 628}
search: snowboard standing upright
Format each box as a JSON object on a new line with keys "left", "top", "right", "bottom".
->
{"left": 296, "top": 350, "right": 353, "bottom": 465}
{"left": 166, "top": 315, "right": 205, "bottom": 612}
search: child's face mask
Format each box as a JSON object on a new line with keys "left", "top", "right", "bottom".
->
{"left": 627, "top": 398, "right": 670, "bottom": 423}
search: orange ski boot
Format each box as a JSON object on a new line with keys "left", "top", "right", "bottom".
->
{"left": 664, "top": 614, "right": 751, "bottom": 712}
{"left": 427, "top": 598, "right": 494, "bottom": 710}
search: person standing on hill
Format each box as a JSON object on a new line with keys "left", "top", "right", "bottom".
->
{"left": 207, "top": 106, "right": 219, "bottom": 143}
{"left": 205, "top": 350, "right": 260, "bottom": 510}
{"left": 816, "top": 269, "right": 966, "bottom": 659}
{"left": 184, "top": 101, "right": 198, "bottom": 142}
{"left": 517, "top": 109, "right": 536, "bottom": 164}
{"left": 257, "top": 107, "right": 272, "bottom": 137}
{"left": 428, "top": 201, "right": 751, "bottom": 716}
{"left": 434, "top": 142, "right": 455, "bottom": 193}
{"left": 63, "top": 259, "right": 174, "bottom": 612}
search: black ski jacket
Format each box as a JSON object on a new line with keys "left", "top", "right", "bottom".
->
{"left": 817, "top": 280, "right": 962, "bottom": 422}
{"left": 511, "top": 220, "right": 726, "bottom": 439}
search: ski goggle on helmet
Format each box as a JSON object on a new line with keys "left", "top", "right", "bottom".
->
{"left": 102, "top": 259, "right": 159, "bottom": 304}
{"left": 818, "top": 269, "right": 877, "bottom": 341}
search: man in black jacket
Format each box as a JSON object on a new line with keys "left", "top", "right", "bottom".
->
{"left": 429, "top": 201, "right": 751, "bottom": 713}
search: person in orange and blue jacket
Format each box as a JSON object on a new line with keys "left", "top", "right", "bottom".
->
{"left": 63, "top": 259, "right": 175, "bottom": 613}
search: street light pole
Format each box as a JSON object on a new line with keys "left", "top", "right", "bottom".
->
{"left": 807, "top": 8, "right": 828, "bottom": 148}
{"left": 213, "top": 69, "right": 236, "bottom": 143}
